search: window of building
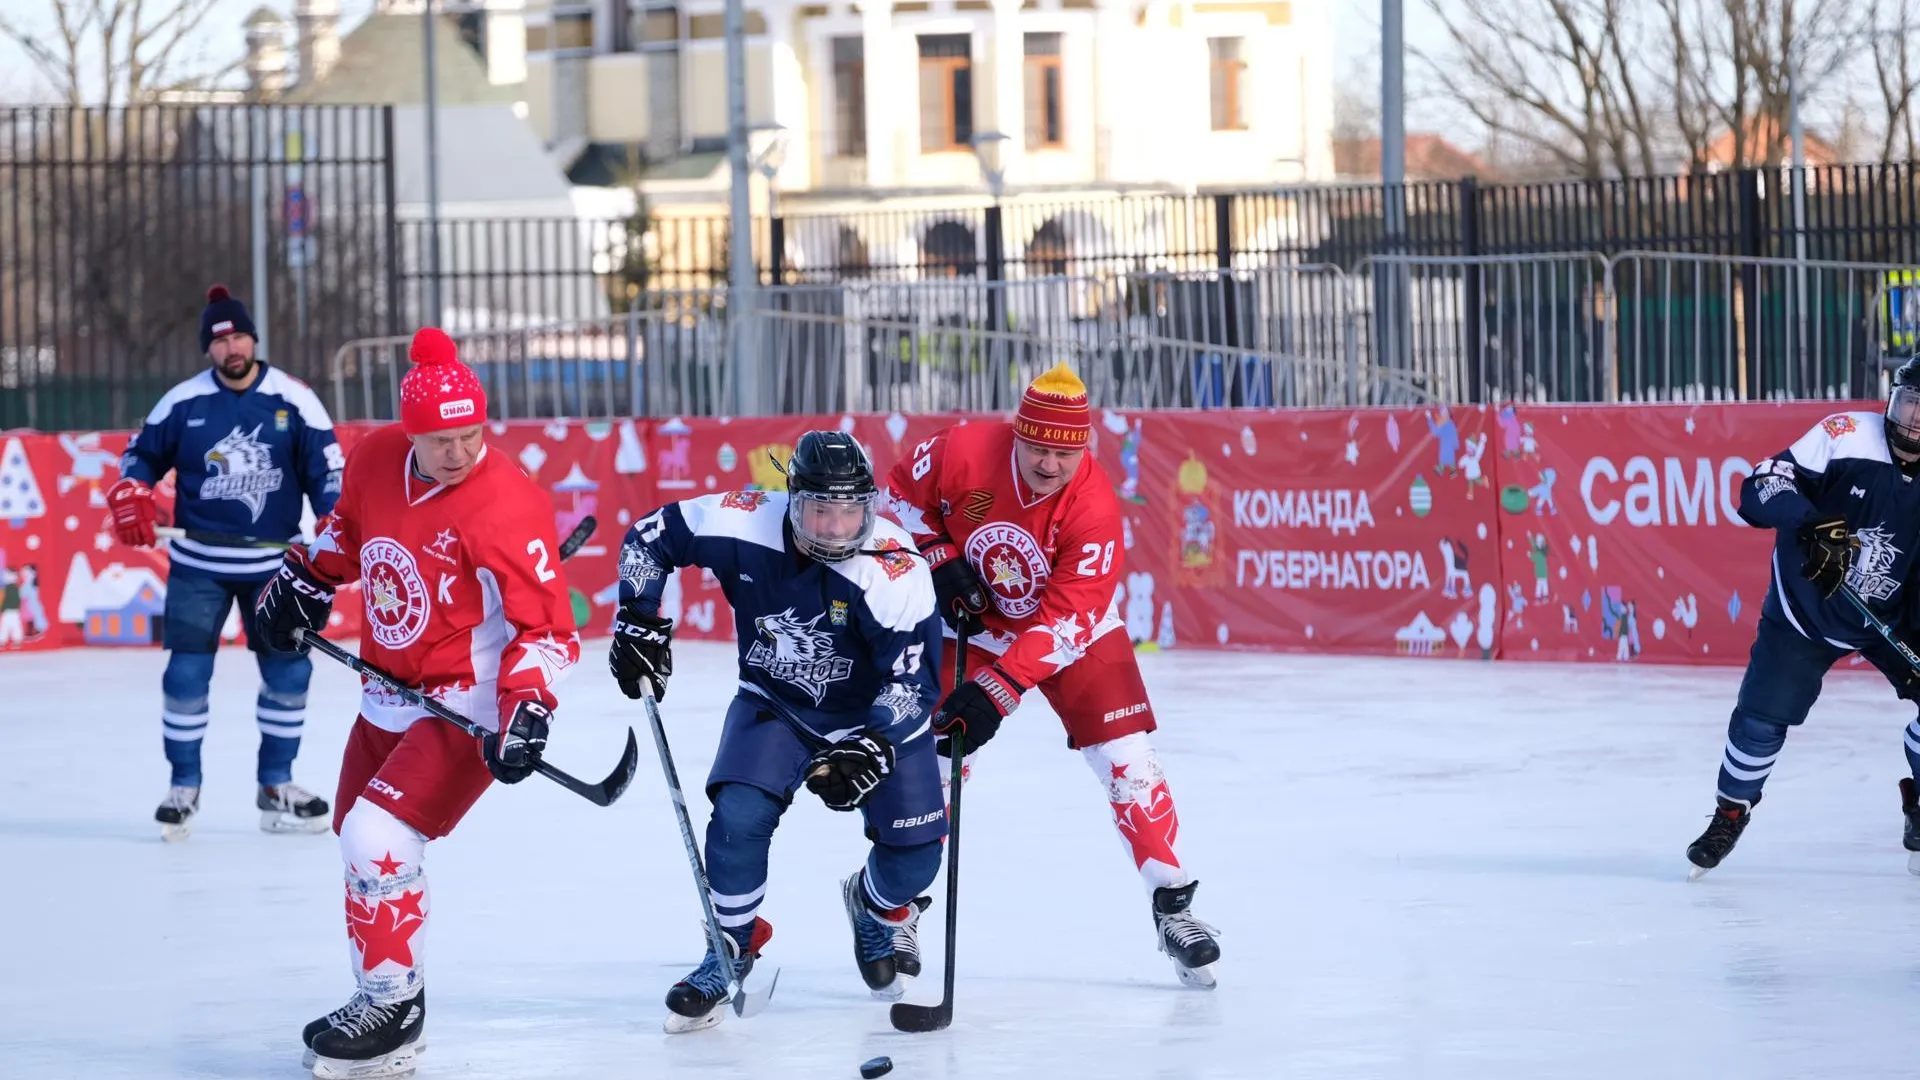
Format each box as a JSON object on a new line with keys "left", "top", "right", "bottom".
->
{"left": 1024, "top": 33, "right": 1063, "bottom": 150}
{"left": 918, "top": 34, "right": 974, "bottom": 152}
{"left": 551, "top": 5, "right": 595, "bottom": 52}
{"left": 1209, "top": 37, "right": 1247, "bottom": 131}
{"left": 833, "top": 37, "right": 867, "bottom": 158}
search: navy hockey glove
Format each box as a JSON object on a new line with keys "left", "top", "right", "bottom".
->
{"left": 924, "top": 537, "right": 989, "bottom": 636}
{"left": 254, "top": 551, "right": 334, "bottom": 653}
{"left": 1796, "top": 517, "right": 1858, "bottom": 598}
{"left": 609, "top": 603, "right": 675, "bottom": 700}
{"left": 485, "top": 699, "right": 551, "bottom": 785}
{"left": 933, "top": 664, "right": 1024, "bottom": 757}
{"left": 805, "top": 730, "right": 895, "bottom": 811}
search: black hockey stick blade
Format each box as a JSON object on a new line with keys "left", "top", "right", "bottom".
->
{"left": 297, "top": 628, "right": 637, "bottom": 807}
{"left": 156, "top": 525, "right": 292, "bottom": 550}
{"left": 559, "top": 515, "right": 597, "bottom": 560}
{"left": 537, "top": 726, "right": 640, "bottom": 807}
{"left": 891, "top": 631, "right": 969, "bottom": 1034}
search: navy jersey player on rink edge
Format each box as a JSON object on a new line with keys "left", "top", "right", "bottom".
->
{"left": 108, "top": 285, "right": 344, "bottom": 840}
{"left": 1686, "top": 358, "right": 1920, "bottom": 877}
{"left": 608, "top": 430, "right": 947, "bottom": 1032}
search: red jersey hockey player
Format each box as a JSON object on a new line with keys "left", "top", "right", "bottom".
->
{"left": 253, "top": 328, "right": 582, "bottom": 1078}
{"left": 884, "top": 364, "right": 1222, "bottom": 987}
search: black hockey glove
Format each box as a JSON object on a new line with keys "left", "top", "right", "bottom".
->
{"left": 924, "top": 537, "right": 989, "bottom": 636}
{"left": 933, "top": 664, "right": 1025, "bottom": 757}
{"left": 1796, "top": 517, "right": 1859, "bottom": 598}
{"left": 485, "top": 699, "right": 551, "bottom": 785}
{"left": 254, "top": 551, "right": 334, "bottom": 653}
{"left": 609, "top": 602, "right": 675, "bottom": 700}
{"left": 805, "top": 730, "right": 895, "bottom": 811}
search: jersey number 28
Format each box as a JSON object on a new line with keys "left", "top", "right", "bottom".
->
{"left": 1076, "top": 541, "right": 1114, "bottom": 576}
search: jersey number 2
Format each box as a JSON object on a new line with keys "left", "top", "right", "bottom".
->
{"left": 1076, "top": 541, "right": 1114, "bottom": 576}
{"left": 527, "top": 539, "right": 558, "bottom": 583}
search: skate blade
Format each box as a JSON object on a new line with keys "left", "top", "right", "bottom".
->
{"left": 663, "top": 1009, "right": 726, "bottom": 1035}
{"left": 733, "top": 965, "right": 780, "bottom": 1018}
{"left": 1687, "top": 863, "right": 1712, "bottom": 882}
{"left": 311, "top": 1043, "right": 418, "bottom": 1079}
{"left": 261, "top": 810, "right": 330, "bottom": 834}
{"left": 869, "top": 974, "right": 909, "bottom": 1002}
{"left": 305, "top": 1040, "right": 423, "bottom": 1069}
{"left": 1174, "top": 961, "right": 1218, "bottom": 990}
{"left": 1909, "top": 851, "right": 1920, "bottom": 877}
{"left": 160, "top": 821, "right": 193, "bottom": 843}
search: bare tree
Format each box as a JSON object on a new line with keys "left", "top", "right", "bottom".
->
{"left": 0, "top": 0, "right": 239, "bottom": 108}
{"left": 1866, "top": 0, "right": 1920, "bottom": 163}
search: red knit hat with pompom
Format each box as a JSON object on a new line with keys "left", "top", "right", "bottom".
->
{"left": 399, "top": 327, "right": 488, "bottom": 434}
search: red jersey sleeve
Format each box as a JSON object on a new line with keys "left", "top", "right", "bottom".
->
{"left": 994, "top": 493, "right": 1125, "bottom": 688}
{"left": 478, "top": 490, "right": 582, "bottom": 727}
{"left": 302, "top": 461, "right": 365, "bottom": 587}
{"left": 883, "top": 432, "right": 951, "bottom": 546}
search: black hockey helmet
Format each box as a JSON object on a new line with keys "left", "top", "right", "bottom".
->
{"left": 785, "top": 430, "right": 877, "bottom": 562}
{"left": 1889, "top": 357, "right": 1920, "bottom": 462}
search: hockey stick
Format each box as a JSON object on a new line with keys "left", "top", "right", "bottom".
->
{"left": 640, "top": 688, "right": 780, "bottom": 1020}
{"left": 1841, "top": 584, "right": 1920, "bottom": 671}
{"left": 296, "top": 630, "right": 639, "bottom": 806}
{"left": 891, "top": 627, "right": 970, "bottom": 1034}
{"left": 156, "top": 526, "right": 292, "bottom": 550}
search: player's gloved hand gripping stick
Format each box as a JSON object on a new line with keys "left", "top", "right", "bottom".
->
{"left": 891, "top": 628, "right": 970, "bottom": 1034}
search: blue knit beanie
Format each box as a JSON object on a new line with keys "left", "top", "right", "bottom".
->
{"left": 199, "top": 284, "right": 258, "bottom": 352}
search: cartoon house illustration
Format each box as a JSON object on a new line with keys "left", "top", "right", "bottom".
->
{"left": 1394, "top": 611, "right": 1448, "bottom": 656}
{"left": 82, "top": 564, "right": 167, "bottom": 645}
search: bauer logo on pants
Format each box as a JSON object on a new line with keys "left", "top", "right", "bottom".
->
{"left": 965, "top": 522, "right": 1050, "bottom": 618}
{"left": 361, "top": 537, "right": 433, "bottom": 648}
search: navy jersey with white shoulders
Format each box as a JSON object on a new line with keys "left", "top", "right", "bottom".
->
{"left": 1740, "top": 410, "right": 1920, "bottom": 646}
{"left": 120, "top": 365, "right": 342, "bottom": 581}
{"left": 618, "top": 491, "right": 943, "bottom": 748}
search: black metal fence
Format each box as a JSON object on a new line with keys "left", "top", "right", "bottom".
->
{"left": 1, "top": 104, "right": 396, "bottom": 430}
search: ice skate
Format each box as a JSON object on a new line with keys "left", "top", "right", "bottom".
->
{"left": 841, "top": 869, "right": 918, "bottom": 1000}
{"left": 890, "top": 895, "right": 932, "bottom": 979}
{"left": 302, "top": 992, "right": 429, "bottom": 1069}
{"left": 1152, "top": 881, "right": 1222, "bottom": 989}
{"left": 663, "top": 917, "right": 772, "bottom": 1034}
{"left": 259, "top": 781, "right": 330, "bottom": 834}
{"left": 308, "top": 989, "right": 424, "bottom": 1079}
{"left": 1687, "top": 795, "right": 1757, "bottom": 880}
{"left": 155, "top": 784, "right": 199, "bottom": 842}
{"left": 1901, "top": 778, "right": 1920, "bottom": 876}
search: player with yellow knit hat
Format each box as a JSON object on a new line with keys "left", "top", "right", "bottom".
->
{"left": 885, "top": 364, "right": 1223, "bottom": 987}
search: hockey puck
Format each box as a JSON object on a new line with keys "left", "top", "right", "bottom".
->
{"left": 859, "top": 1056, "right": 894, "bottom": 1078}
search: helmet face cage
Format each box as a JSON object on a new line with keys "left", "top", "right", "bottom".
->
{"left": 788, "top": 489, "right": 877, "bottom": 562}
{"left": 1892, "top": 385, "right": 1920, "bottom": 459}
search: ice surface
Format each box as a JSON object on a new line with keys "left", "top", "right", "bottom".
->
{"left": 4, "top": 643, "right": 1920, "bottom": 1079}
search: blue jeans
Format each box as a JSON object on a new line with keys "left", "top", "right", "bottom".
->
{"left": 159, "top": 571, "right": 311, "bottom": 787}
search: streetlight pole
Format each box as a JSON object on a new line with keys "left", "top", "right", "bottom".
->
{"left": 970, "top": 131, "right": 1010, "bottom": 409}
{"left": 1380, "top": 0, "right": 1408, "bottom": 380}
{"left": 724, "top": 0, "right": 756, "bottom": 415}
{"left": 423, "top": 0, "right": 445, "bottom": 327}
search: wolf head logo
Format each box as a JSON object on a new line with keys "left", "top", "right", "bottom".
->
{"left": 200, "top": 424, "right": 284, "bottom": 521}
{"left": 744, "top": 607, "right": 855, "bottom": 704}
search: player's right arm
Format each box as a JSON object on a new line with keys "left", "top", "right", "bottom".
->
{"left": 1737, "top": 420, "right": 1847, "bottom": 531}
{"left": 884, "top": 431, "right": 989, "bottom": 632}
{"left": 609, "top": 494, "right": 739, "bottom": 700}
{"left": 108, "top": 393, "right": 188, "bottom": 547}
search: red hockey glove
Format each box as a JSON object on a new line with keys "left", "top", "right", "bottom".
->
{"left": 933, "top": 664, "right": 1024, "bottom": 757}
{"left": 924, "top": 537, "right": 989, "bottom": 636}
{"left": 107, "top": 478, "right": 157, "bottom": 548}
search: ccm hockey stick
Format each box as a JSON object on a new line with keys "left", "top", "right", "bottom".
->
{"left": 640, "top": 688, "right": 780, "bottom": 1027}
{"left": 891, "top": 627, "right": 971, "bottom": 1033}
{"left": 156, "top": 513, "right": 598, "bottom": 559}
{"left": 298, "top": 629, "right": 638, "bottom": 806}
{"left": 1841, "top": 584, "right": 1920, "bottom": 670}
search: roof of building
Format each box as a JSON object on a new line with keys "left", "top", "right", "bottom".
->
{"left": 285, "top": 12, "right": 515, "bottom": 106}
{"left": 1333, "top": 134, "right": 1497, "bottom": 182}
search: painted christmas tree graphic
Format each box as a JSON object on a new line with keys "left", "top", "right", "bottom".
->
{"left": 0, "top": 437, "right": 48, "bottom": 527}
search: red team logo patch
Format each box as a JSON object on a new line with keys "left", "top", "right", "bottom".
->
{"left": 361, "top": 537, "right": 432, "bottom": 649}
{"left": 867, "top": 537, "right": 917, "bottom": 581}
{"left": 964, "top": 522, "right": 1050, "bottom": 618}
{"left": 1823, "top": 415, "right": 1858, "bottom": 438}
{"left": 722, "top": 490, "right": 770, "bottom": 511}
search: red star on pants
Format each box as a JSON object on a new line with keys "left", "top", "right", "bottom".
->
{"left": 371, "top": 852, "right": 404, "bottom": 876}
{"left": 347, "top": 894, "right": 425, "bottom": 972}
{"left": 1110, "top": 781, "right": 1181, "bottom": 871}
{"left": 388, "top": 888, "right": 426, "bottom": 919}
{"left": 1110, "top": 762, "right": 1130, "bottom": 780}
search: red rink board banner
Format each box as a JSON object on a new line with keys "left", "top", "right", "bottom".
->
{"left": 0, "top": 402, "right": 1880, "bottom": 667}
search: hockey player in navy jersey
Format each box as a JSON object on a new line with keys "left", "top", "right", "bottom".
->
{"left": 1688, "top": 358, "right": 1920, "bottom": 877}
{"left": 109, "top": 285, "right": 345, "bottom": 841}
{"left": 608, "top": 430, "right": 946, "bottom": 1031}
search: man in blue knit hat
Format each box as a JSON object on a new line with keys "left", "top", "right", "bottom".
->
{"left": 108, "top": 285, "right": 346, "bottom": 840}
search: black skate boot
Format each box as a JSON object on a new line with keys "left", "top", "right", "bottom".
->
{"left": 1901, "top": 779, "right": 1920, "bottom": 876}
{"left": 663, "top": 917, "right": 772, "bottom": 1034}
{"left": 1687, "top": 794, "right": 1758, "bottom": 879}
{"left": 841, "top": 869, "right": 921, "bottom": 1000}
{"left": 301, "top": 991, "right": 365, "bottom": 1068}
{"left": 308, "top": 988, "right": 425, "bottom": 1079}
{"left": 258, "top": 782, "right": 330, "bottom": 834}
{"left": 891, "top": 895, "right": 932, "bottom": 979}
{"left": 1153, "top": 881, "right": 1222, "bottom": 989}
{"left": 155, "top": 784, "right": 199, "bottom": 842}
